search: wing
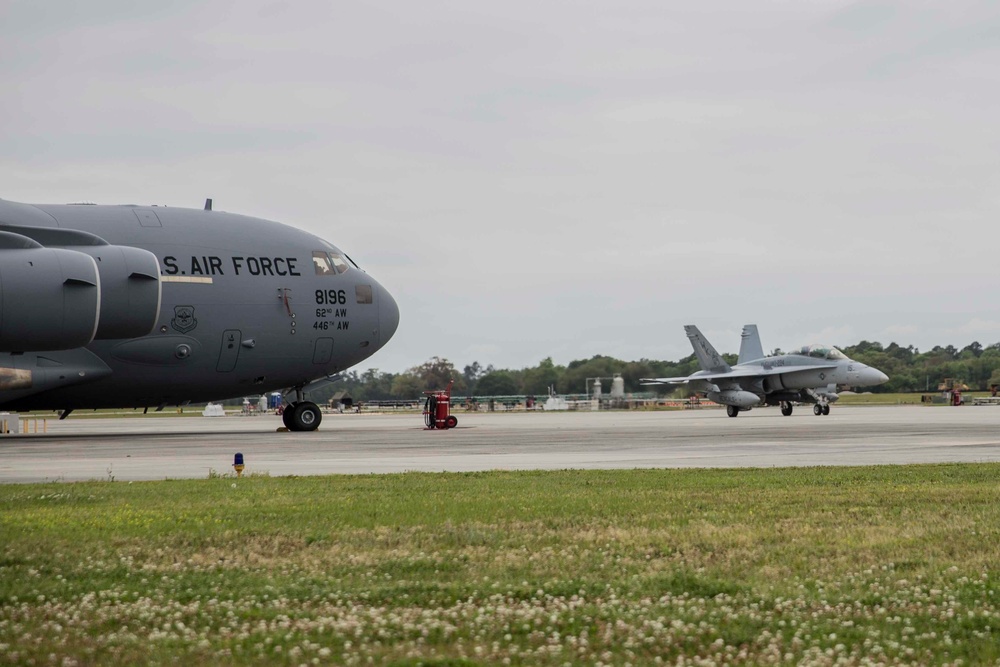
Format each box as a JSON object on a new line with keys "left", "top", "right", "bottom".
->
{"left": 641, "top": 364, "right": 840, "bottom": 385}
{"left": 640, "top": 367, "right": 763, "bottom": 385}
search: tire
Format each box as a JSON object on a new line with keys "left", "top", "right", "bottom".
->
{"left": 424, "top": 397, "right": 436, "bottom": 428}
{"left": 726, "top": 405, "right": 739, "bottom": 418}
{"left": 445, "top": 415, "right": 458, "bottom": 429}
{"left": 780, "top": 402, "right": 793, "bottom": 417}
{"left": 281, "top": 404, "right": 295, "bottom": 429}
{"left": 813, "top": 404, "right": 823, "bottom": 416}
{"left": 822, "top": 404, "right": 830, "bottom": 416}
{"left": 288, "top": 401, "right": 322, "bottom": 432}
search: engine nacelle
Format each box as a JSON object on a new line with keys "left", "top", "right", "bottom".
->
{"left": 708, "top": 389, "right": 760, "bottom": 407}
{"left": 0, "top": 225, "right": 162, "bottom": 342}
{"left": 763, "top": 374, "right": 786, "bottom": 392}
{"left": 779, "top": 369, "right": 830, "bottom": 390}
{"left": 0, "top": 235, "right": 100, "bottom": 351}
{"left": 71, "top": 245, "right": 161, "bottom": 340}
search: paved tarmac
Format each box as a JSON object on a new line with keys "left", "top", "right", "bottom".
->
{"left": 1, "top": 405, "right": 999, "bottom": 483}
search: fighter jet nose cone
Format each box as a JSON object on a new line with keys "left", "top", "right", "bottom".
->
{"left": 861, "top": 367, "right": 889, "bottom": 386}
{"left": 379, "top": 287, "right": 400, "bottom": 345}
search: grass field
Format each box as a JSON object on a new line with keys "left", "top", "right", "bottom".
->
{"left": 3, "top": 465, "right": 999, "bottom": 665}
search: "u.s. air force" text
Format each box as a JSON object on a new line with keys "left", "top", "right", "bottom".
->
{"left": 162, "top": 256, "right": 301, "bottom": 277}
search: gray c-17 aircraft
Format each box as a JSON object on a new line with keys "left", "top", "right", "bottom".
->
{"left": 641, "top": 324, "right": 889, "bottom": 417}
{"left": 0, "top": 197, "right": 399, "bottom": 431}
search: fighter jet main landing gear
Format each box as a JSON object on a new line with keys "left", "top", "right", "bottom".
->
{"left": 780, "top": 402, "right": 793, "bottom": 416}
{"left": 812, "top": 403, "right": 831, "bottom": 416}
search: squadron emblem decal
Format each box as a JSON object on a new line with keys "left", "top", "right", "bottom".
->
{"left": 171, "top": 305, "right": 198, "bottom": 333}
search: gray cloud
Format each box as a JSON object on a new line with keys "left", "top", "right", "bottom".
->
{"left": 2, "top": 0, "right": 999, "bottom": 369}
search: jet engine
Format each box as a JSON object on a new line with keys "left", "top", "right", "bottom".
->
{"left": 0, "top": 233, "right": 100, "bottom": 351}
{"left": 763, "top": 375, "right": 786, "bottom": 392}
{"left": 70, "top": 245, "right": 161, "bottom": 340}
{"left": 0, "top": 230, "right": 162, "bottom": 352}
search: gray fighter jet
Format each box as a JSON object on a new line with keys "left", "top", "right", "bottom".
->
{"left": 641, "top": 324, "right": 888, "bottom": 417}
{"left": 0, "top": 197, "right": 399, "bottom": 431}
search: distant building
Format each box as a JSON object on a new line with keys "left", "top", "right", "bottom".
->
{"left": 329, "top": 390, "right": 354, "bottom": 412}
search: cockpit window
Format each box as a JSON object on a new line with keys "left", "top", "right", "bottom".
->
{"left": 790, "top": 344, "right": 847, "bottom": 360}
{"left": 312, "top": 251, "right": 350, "bottom": 276}
{"left": 330, "top": 253, "right": 349, "bottom": 274}
{"left": 312, "top": 252, "right": 333, "bottom": 275}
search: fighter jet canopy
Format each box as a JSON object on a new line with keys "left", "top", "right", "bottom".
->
{"left": 788, "top": 344, "right": 847, "bottom": 360}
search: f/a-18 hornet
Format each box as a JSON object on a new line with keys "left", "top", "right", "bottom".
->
{"left": 0, "top": 197, "right": 399, "bottom": 431}
{"left": 641, "top": 325, "right": 888, "bottom": 417}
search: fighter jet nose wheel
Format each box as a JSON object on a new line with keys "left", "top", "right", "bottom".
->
{"left": 726, "top": 405, "right": 740, "bottom": 418}
{"left": 780, "top": 402, "right": 793, "bottom": 416}
{"left": 813, "top": 404, "right": 823, "bottom": 416}
{"left": 284, "top": 401, "right": 322, "bottom": 431}
{"left": 822, "top": 404, "right": 830, "bottom": 416}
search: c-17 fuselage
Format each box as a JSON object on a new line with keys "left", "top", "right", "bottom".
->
{"left": 0, "top": 198, "right": 399, "bottom": 431}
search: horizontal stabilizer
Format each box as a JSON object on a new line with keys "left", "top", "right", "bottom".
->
{"left": 640, "top": 377, "right": 691, "bottom": 385}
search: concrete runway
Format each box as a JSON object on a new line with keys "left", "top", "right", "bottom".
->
{"left": 1, "top": 405, "right": 999, "bottom": 483}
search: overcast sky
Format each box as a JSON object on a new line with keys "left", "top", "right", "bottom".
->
{"left": 3, "top": 1, "right": 999, "bottom": 372}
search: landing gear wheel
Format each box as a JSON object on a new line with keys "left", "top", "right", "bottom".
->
{"left": 281, "top": 404, "right": 295, "bottom": 429}
{"left": 726, "top": 405, "right": 740, "bottom": 418}
{"left": 780, "top": 402, "right": 793, "bottom": 416}
{"left": 288, "top": 401, "right": 322, "bottom": 432}
{"left": 445, "top": 415, "right": 458, "bottom": 429}
{"left": 822, "top": 404, "right": 830, "bottom": 416}
{"left": 813, "top": 404, "right": 823, "bottom": 416}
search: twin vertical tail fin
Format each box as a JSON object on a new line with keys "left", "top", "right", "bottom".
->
{"left": 738, "top": 324, "right": 765, "bottom": 365}
{"left": 684, "top": 325, "right": 731, "bottom": 373}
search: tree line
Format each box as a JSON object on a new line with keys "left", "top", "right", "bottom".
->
{"left": 307, "top": 340, "right": 1000, "bottom": 405}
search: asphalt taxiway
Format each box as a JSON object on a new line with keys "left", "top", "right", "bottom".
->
{"left": 1, "top": 406, "right": 999, "bottom": 483}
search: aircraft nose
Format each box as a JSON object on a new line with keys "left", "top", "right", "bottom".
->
{"left": 378, "top": 285, "right": 399, "bottom": 345}
{"left": 860, "top": 366, "right": 889, "bottom": 386}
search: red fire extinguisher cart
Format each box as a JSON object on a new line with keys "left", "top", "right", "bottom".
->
{"left": 423, "top": 380, "right": 458, "bottom": 430}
